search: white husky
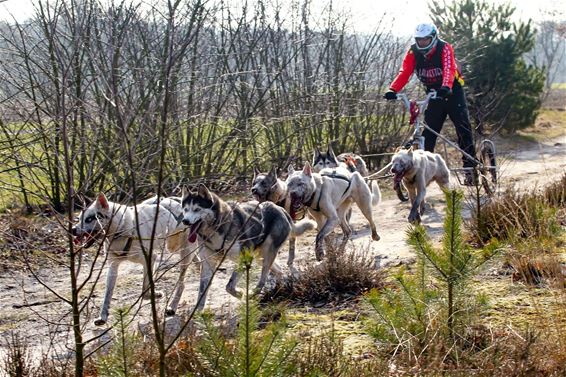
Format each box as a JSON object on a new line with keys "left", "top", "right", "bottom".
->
{"left": 72, "top": 194, "right": 195, "bottom": 326}
{"left": 390, "top": 148, "right": 451, "bottom": 223}
{"left": 286, "top": 162, "right": 381, "bottom": 261}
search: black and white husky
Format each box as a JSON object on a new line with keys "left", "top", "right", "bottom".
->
{"left": 286, "top": 162, "right": 381, "bottom": 261}
{"left": 312, "top": 145, "right": 369, "bottom": 177}
{"left": 72, "top": 194, "right": 195, "bottom": 326}
{"left": 181, "top": 184, "right": 315, "bottom": 311}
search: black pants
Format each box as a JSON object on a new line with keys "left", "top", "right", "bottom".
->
{"left": 423, "top": 84, "right": 477, "bottom": 168}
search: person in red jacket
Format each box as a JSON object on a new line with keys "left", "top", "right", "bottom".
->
{"left": 384, "top": 23, "right": 477, "bottom": 185}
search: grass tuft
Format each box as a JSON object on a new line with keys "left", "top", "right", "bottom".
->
{"left": 260, "top": 243, "right": 384, "bottom": 306}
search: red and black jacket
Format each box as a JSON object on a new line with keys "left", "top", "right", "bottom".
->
{"left": 389, "top": 39, "right": 464, "bottom": 92}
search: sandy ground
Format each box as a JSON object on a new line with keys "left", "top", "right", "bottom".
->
{"left": 0, "top": 133, "right": 564, "bottom": 365}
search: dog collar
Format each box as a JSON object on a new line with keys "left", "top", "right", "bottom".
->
{"left": 304, "top": 184, "right": 324, "bottom": 212}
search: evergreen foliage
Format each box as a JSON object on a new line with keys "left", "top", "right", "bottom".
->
{"left": 195, "top": 250, "right": 297, "bottom": 377}
{"left": 367, "top": 189, "right": 500, "bottom": 348}
{"left": 430, "top": 0, "right": 545, "bottom": 132}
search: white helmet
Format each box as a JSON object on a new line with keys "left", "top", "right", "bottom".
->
{"left": 414, "top": 23, "right": 438, "bottom": 54}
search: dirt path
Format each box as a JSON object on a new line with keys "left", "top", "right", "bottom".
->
{"left": 0, "top": 134, "right": 564, "bottom": 364}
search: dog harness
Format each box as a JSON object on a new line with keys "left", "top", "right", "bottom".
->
{"left": 321, "top": 170, "right": 352, "bottom": 197}
{"left": 304, "top": 170, "right": 352, "bottom": 212}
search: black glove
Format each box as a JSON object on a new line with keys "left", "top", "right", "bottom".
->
{"left": 384, "top": 90, "right": 397, "bottom": 100}
{"left": 436, "top": 86, "right": 451, "bottom": 99}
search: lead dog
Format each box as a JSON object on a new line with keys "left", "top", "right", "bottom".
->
{"left": 181, "top": 184, "right": 315, "bottom": 311}
{"left": 72, "top": 194, "right": 194, "bottom": 326}
{"left": 390, "top": 148, "right": 451, "bottom": 223}
{"left": 286, "top": 162, "right": 381, "bottom": 261}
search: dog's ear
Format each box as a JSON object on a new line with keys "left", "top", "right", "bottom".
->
{"left": 408, "top": 147, "right": 414, "bottom": 155}
{"left": 303, "top": 161, "right": 312, "bottom": 176}
{"left": 268, "top": 165, "right": 276, "bottom": 178}
{"left": 197, "top": 183, "right": 213, "bottom": 201}
{"left": 327, "top": 144, "right": 336, "bottom": 159}
{"left": 181, "top": 185, "right": 189, "bottom": 199}
{"left": 312, "top": 147, "right": 320, "bottom": 163}
{"left": 95, "top": 193, "right": 109, "bottom": 210}
{"left": 287, "top": 164, "right": 295, "bottom": 175}
{"left": 394, "top": 146, "right": 402, "bottom": 153}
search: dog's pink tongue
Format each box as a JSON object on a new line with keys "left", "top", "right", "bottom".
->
{"left": 188, "top": 225, "right": 198, "bottom": 243}
{"left": 393, "top": 173, "right": 403, "bottom": 190}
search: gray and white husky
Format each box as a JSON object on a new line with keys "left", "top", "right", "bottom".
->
{"left": 181, "top": 184, "right": 315, "bottom": 311}
{"left": 286, "top": 162, "right": 381, "bottom": 261}
{"left": 72, "top": 194, "right": 195, "bottom": 326}
{"left": 312, "top": 145, "right": 369, "bottom": 177}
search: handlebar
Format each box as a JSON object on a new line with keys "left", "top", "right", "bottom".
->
{"left": 394, "top": 90, "right": 437, "bottom": 113}
{"left": 391, "top": 90, "right": 438, "bottom": 151}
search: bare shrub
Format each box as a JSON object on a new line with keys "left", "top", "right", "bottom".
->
{"left": 2, "top": 333, "right": 33, "bottom": 377}
{"left": 260, "top": 243, "right": 384, "bottom": 305}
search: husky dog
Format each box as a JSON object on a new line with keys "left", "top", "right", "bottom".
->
{"left": 181, "top": 184, "right": 315, "bottom": 311}
{"left": 286, "top": 162, "right": 381, "bottom": 261}
{"left": 251, "top": 166, "right": 290, "bottom": 211}
{"left": 312, "top": 145, "right": 369, "bottom": 177}
{"left": 72, "top": 194, "right": 195, "bottom": 326}
{"left": 251, "top": 166, "right": 304, "bottom": 274}
{"left": 390, "top": 148, "right": 451, "bottom": 223}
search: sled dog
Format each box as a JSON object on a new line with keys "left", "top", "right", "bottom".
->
{"left": 312, "top": 145, "right": 369, "bottom": 177}
{"left": 251, "top": 166, "right": 307, "bottom": 275}
{"left": 72, "top": 194, "right": 194, "bottom": 326}
{"left": 181, "top": 184, "right": 315, "bottom": 311}
{"left": 286, "top": 162, "right": 381, "bottom": 261}
{"left": 390, "top": 148, "right": 451, "bottom": 223}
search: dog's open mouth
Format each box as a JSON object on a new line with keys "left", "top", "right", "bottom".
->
{"left": 289, "top": 194, "right": 304, "bottom": 220}
{"left": 253, "top": 193, "right": 267, "bottom": 203}
{"left": 73, "top": 232, "right": 97, "bottom": 248}
{"left": 393, "top": 170, "right": 405, "bottom": 190}
{"left": 188, "top": 220, "right": 202, "bottom": 243}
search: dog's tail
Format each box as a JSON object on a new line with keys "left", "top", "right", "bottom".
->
{"left": 290, "top": 218, "right": 317, "bottom": 237}
{"left": 371, "top": 180, "right": 381, "bottom": 206}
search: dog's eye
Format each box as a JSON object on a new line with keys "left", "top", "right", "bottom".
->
{"left": 193, "top": 208, "right": 200, "bottom": 212}
{"left": 85, "top": 215, "right": 95, "bottom": 223}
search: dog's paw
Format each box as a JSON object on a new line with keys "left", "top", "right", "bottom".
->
{"left": 315, "top": 245, "right": 325, "bottom": 261}
{"left": 227, "top": 287, "right": 243, "bottom": 299}
{"left": 407, "top": 209, "right": 421, "bottom": 224}
{"left": 289, "top": 267, "right": 300, "bottom": 279}
{"left": 165, "top": 308, "right": 176, "bottom": 317}
{"left": 143, "top": 290, "right": 164, "bottom": 300}
{"left": 94, "top": 317, "right": 107, "bottom": 326}
{"left": 371, "top": 232, "right": 381, "bottom": 241}
{"left": 408, "top": 214, "right": 421, "bottom": 224}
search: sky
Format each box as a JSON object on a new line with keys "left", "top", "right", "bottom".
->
{"left": 1, "top": 0, "right": 564, "bottom": 35}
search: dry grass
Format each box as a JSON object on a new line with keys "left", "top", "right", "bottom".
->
{"left": 472, "top": 173, "right": 565, "bottom": 243}
{"left": 260, "top": 243, "right": 384, "bottom": 306}
{"left": 508, "top": 251, "right": 565, "bottom": 288}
